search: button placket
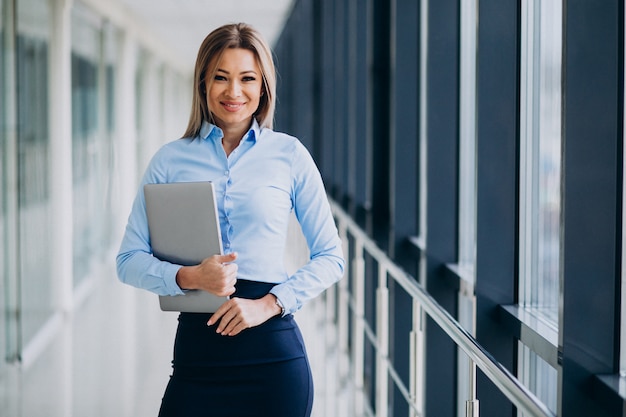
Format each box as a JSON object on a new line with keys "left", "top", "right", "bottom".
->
{"left": 222, "top": 163, "right": 233, "bottom": 251}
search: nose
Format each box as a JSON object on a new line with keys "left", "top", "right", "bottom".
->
{"left": 226, "top": 80, "right": 241, "bottom": 98}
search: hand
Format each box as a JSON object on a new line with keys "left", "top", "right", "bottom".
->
{"left": 207, "top": 294, "right": 282, "bottom": 336}
{"left": 176, "top": 253, "right": 238, "bottom": 296}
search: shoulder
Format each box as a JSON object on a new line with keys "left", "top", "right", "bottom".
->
{"left": 152, "top": 137, "right": 194, "bottom": 159}
{"left": 259, "top": 127, "right": 297, "bottom": 145}
{"left": 258, "top": 128, "right": 310, "bottom": 158}
{"left": 144, "top": 137, "right": 195, "bottom": 179}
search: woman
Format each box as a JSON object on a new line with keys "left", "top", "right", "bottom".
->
{"left": 116, "top": 23, "right": 345, "bottom": 417}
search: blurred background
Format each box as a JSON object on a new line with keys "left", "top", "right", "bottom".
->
{"left": 1, "top": 0, "right": 625, "bottom": 416}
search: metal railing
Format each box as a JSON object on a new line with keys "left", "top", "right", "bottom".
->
{"left": 301, "top": 202, "right": 557, "bottom": 417}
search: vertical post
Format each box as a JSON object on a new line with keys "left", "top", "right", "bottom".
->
{"left": 352, "top": 239, "right": 365, "bottom": 415}
{"left": 376, "top": 263, "right": 389, "bottom": 417}
{"left": 115, "top": 28, "right": 138, "bottom": 417}
{"left": 466, "top": 359, "right": 479, "bottom": 416}
{"left": 410, "top": 299, "right": 425, "bottom": 417}
{"left": 48, "top": 0, "right": 73, "bottom": 313}
{"left": 48, "top": 1, "right": 73, "bottom": 416}
{"left": 329, "top": 220, "right": 348, "bottom": 416}
{"left": 336, "top": 221, "right": 351, "bottom": 417}
{"left": 323, "top": 284, "right": 337, "bottom": 417}
{"left": 2, "top": 1, "right": 22, "bottom": 415}
{"left": 115, "top": 29, "right": 138, "bottom": 216}
{"left": 2, "top": 0, "right": 20, "bottom": 364}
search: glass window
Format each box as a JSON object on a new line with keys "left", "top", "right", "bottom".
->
{"left": 519, "top": 0, "right": 562, "bottom": 327}
{"left": 458, "top": 0, "right": 477, "bottom": 277}
{"left": 16, "top": 0, "right": 53, "bottom": 346}
{"left": 457, "top": 1, "right": 478, "bottom": 415}
{"left": 518, "top": 343, "right": 558, "bottom": 415}
{"left": 0, "top": 2, "right": 16, "bottom": 414}
{"left": 518, "top": 0, "right": 562, "bottom": 414}
{"left": 135, "top": 47, "right": 149, "bottom": 178}
{"left": 100, "top": 21, "right": 118, "bottom": 250}
{"left": 71, "top": 2, "right": 103, "bottom": 285}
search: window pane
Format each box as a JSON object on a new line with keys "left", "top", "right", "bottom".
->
{"left": 71, "top": 3, "right": 102, "bottom": 285}
{"left": 519, "top": 0, "right": 562, "bottom": 325}
{"left": 518, "top": 1, "right": 562, "bottom": 414}
{"left": 457, "top": 1, "right": 478, "bottom": 414}
{"left": 17, "top": 0, "right": 54, "bottom": 346}
{"left": 518, "top": 342, "right": 558, "bottom": 415}
{"left": 458, "top": 0, "right": 477, "bottom": 275}
{"left": 102, "top": 23, "right": 118, "bottom": 249}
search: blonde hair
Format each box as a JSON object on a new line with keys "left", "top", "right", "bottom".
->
{"left": 182, "top": 23, "right": 277, "bottom": 138}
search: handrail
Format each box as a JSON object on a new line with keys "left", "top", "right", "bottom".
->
{"left": 330, "top": 201, "right": 556, "bottom": 417}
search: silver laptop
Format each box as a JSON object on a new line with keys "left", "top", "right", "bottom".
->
{"left": 144, "top": 181, "right": 228, "bottom": 313}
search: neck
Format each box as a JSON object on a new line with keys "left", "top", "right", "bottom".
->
{"left": 220, "top": 120, "right": 252, "bottom": 156}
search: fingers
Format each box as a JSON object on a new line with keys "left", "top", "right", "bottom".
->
{"left": 214, "top": 262, "right": 237, "bottom": 296}
{"left": 207, "top": 300, "right": 246, "bottom": 336}
{"left": 198, "top": 253, "right": 238, "bottom": 296}
{"left": 214, "top": 252, "right": 237, "bottom": 264}
{"left": 207, "top": 296, "right": 279, "bottom": 336}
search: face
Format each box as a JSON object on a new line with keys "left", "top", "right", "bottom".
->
{"left": 206, "top": 48, "right": 263, "bottom": 132}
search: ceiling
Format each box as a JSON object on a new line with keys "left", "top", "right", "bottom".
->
{"left": 117, "top": 0, "right": 294, "bottom": 72}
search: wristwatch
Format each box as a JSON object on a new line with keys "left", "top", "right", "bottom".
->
{"left": 275, "top": 297, "right": 285, "bottom": 316}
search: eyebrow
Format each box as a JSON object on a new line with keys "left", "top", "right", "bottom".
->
{"left": 216, "top": 68, "right": 258, "bottom": 75}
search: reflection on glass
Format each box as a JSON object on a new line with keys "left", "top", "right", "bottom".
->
{"left": 102, "top": 23, "right": 118, "bottom": 250}
{"left": 458, "top": 0, "right": 477, "bottom": 276}
{"left": 519, "top": 1, "right": 562, "bottom": 414}
{"left": 16, "top": 0, "right": 53, "bottom": 346}
{"left": 518, "top": 342, "right": 558, "bottom": 415}
{"left": 457, "top": 2, "right": 478, "bottom": 414}
{"left": 71, "top": 3, "right": 103, "bottom": 285}
{"left": 519, "top": 0, "right": 562, "bottom": 325}
{"left": 1, "top": 0, "right": 6, "bottom": 384}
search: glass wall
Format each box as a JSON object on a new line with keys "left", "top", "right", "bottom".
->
{"left": 458, "top": 0, "right": 477, "bottom": 275}
{"left": 457, "top": 1, "right": 478, "bottom": 415}
{"left": 0, "top": 0, "right": 191, "bottom": 415}
{"left": 519, "top": 0, "right": 562, "bottom": 325}
{"left": 518, "top": 0, "right": 562, "bottom": 414}
{"left": 0, "top": 0, "right": 15, "bottom": 415}
{"left": 101, "top": 21, "right": 118, "bottom": 250}
{"left": 1, "top": 2, "right": 6, "bottom": 366}
{"left": 71, "top": 3, "right": 104, "bottom": 285}
{"left": 16, "top": 0, "right": 53, "bottom": 348}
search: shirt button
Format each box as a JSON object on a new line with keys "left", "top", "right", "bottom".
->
{"left": 224, "top": 170, "right": 229, "bottom": 176}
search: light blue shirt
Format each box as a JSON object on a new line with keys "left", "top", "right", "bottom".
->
{"left": 116, "top": 120, "right": 345, "bottom": 315}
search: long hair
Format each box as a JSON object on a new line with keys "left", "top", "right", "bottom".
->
{"left": 182, "top": 23, "right": 277, "bottom": 138}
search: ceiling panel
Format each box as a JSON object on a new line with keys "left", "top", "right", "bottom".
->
{"left": 118, "top": 0, "right": 294, "bottom": 69}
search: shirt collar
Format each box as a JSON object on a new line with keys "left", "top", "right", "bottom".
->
{"left": 198, "top": 118, "right": 261, "bottom": 143}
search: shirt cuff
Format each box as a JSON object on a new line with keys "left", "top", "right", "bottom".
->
{"left": 269, "top": 285, "right": 297, "bottom": 316}
{"left": 163, "top": 263, "right": 186, "bottom": 295}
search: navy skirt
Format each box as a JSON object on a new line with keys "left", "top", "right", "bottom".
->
{"left": 158, "top": 280, "right": 313, "bottom": 417}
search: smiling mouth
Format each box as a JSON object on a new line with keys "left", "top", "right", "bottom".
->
{"left": 222, "top": 102, "right": 245, "bottom": 111}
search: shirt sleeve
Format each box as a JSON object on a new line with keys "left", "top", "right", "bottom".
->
{"left": 115, "top": 150, "right": 186, "bottom": 296}
{"left": 269, "top": 142, "right": 345, "bottom": 315}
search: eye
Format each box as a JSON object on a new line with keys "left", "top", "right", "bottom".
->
{"left": 214, "top": 75, "right": 227, "bottom": 81}
{"left": 242, "top": 76, "right": 256, "bottom": 82}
